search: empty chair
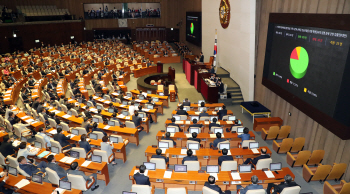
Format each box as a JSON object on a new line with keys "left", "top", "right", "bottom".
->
{"left": 289, "top": 137, "right": 305, "bottom": 153}
{"left": 324, "top": 180, "right": 350, "bottom": 194}
{"left": 150, "top": 158, "right": 167, "bottom": 169}
{"left": 160, "top": 140, "right": 174, "bottom": 148}
{"left": 165, "top": 187, "right": 187, "bottom": 194}
{"left": 7, "top": 156, "right": 18, "bottom": 168}
{"left": 184, "top": 161, "right": 200, "bottom": 171}
{"left": 189, "top": 127, "right": 202, "bottom": 134}
{"left": 38, "top": 113, "right": 46, "bottom": 124}
{"left": 217, "top": 141, "right": 230, "bottom": 149}
{"left": 67, "top": 174, "right": 95, "bottom": 191}
{"left": 261, "top": 126, "right": 279, "bottom": 140}
{"left": 48, "top": 118, "right": 57, "bottom": 128}
{"left": 125, "top": 121, "right": 136, "bottom": 128}
{"left": 241, "top": 140, "right": 256, "bottom": 148}
{"left": 200, "top": 116, "right": 210, "bottom": 121}
{"left": 50, "top": 139, "right": 71, "bottom": 154}
{"left": 157, "top": 85, "right": 164, "bottom": 93}
{"left": 272, "top": 138, "right": 293, "bottom": 154}
{"left": 110, "top": 135, "right": 123, "bottom": 143}
{"left": 277, "top": 125, "right": 291, "bottom": 140}
{"left": 93, "top": 150, "right": 114, "bottom": 164}
{"left": 0, "top": 153, "right": 8, "bottom": 167}
{"left": 179, "top": 115, "right": 188, "bottom": 120}
{"left": 14, "top": 125, "right": 31, "bottom": 139}
{"left": 35, "top": 135, "right": 47, "bottom": 149}
{"left": 245, "top": 190, "right": 265, "bottom": 194}
{"left": 61, "top": 104, "right": 68, "bottom": 113}
{"left": 92, "top": 115, "right": 103, "bottom": 123}
{"left": 327, "top": 163, "right": 347, "bottom": 181}
{"left": 46, "top": 167, "right": 61, "bottom": 185}
{"left": 74, "top": 127, "right": 87, "bottom": 135}
{"left": 169, "top": 85, "right": 175, "bottom": 91}
{"left": 186, "top": 140, "right": 200, "bottom": 149}
{"left": 221, "top": 161, "right": 237, "bottom": 171}
{"left": 203, "top": 186, "right": 219, "bottom": 194}
{"left": 255, "top": 158, "right": 273, "bottom": 170}
{"left": 280, "top": 186, "right": 301, "bottom": 194}
{"left": 131, "top": 184, "right": 155, "bottom": 194}
{"left": 307, "top": 150, "right": 325, "bottom": 166}
{"left": 71, "top": 147, "right": 91, "bottom": 159}
{"left": 303, "top": 164, "right": 332, "bottom": 182}
{"left": 61, "top": 122, "right": 70, "bottom": 132}
{"left": 286, "top": 150, "right": 311, "bottom": 167}
{"left": 70, "top": 109, "right": 78, "bottom": 116}
{"left": 91, "top": 132, "right": 104, "bottom": 140}
{"left": 5, "top": 119, "right": 13, "bottom": 132}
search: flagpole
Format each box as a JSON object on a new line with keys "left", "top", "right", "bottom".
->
{"left": 213, "top": 29, "right": 218, "bottom": 70}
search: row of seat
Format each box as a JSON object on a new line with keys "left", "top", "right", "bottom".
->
{"left": 261, "top": 125, "right": 291, "bottom": 140}
{"left": 16, "top": 5, "right": 70, "bottom": 16}
{"left": 303, "top": 163, "right": 347, "bottom": 182}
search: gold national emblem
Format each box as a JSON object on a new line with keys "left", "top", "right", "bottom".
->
{"left": 219, "top": 0, "right": 230, "bottom": 29}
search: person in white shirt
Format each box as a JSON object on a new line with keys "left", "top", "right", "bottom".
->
{"left": 100, "top": 136, "right": 117, "bottom": 165}
{"left": 128, "top": 101, "right": 136, "bottom": 115}
{"left": 13, "top": 118, "right": 32, "bottom": 134}
{"left": 17, "top": 142, "right": 39, "bottom": 163}
{"left": 37, "top": 127, "right": 52, "bottom": 147}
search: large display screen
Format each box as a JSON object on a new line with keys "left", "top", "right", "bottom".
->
{"left": 262, "top": 14, "right": 350, "bottom": 139}
{"left": 186, "top": 12, "right": 201, "bottom": 46}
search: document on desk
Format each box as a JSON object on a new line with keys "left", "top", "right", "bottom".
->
{"left": 15, "top": 179, "right": 30, "bottom": 189}
{"left": 175, "top": 121, "right": 183, "bottom": 124}
{"left": 209, "top": 134, "right": 217, "bottom": 138}
{"left": 185, "top": 121, "right": 191, "bottom": 124}
{"left": 231, "top": 172, "right": 241, "bottom": 180}
{"left": 37, "top": 151, "right": 50, "bottom": 158}
{"left": 210, "top": 173, "right": 218, "bottom": 180}
{"left": 204, "top": 121, "right": 210, "bottom": 125}
{"left": 60, "top": 157, "right": 69, "bottom": 163}
{"left": 12, "top": 140, "right": 21, "bottom": 147}
{"left": 68, "top": 99, "right": 74, "bottom": 102}
{"left": 265, "top": 171, "right": 275, "bottom": 178}
{"left": 226, "top": 121, "right": 233, "bottom": 124}
{"left": 25, "top": 119, "right": 34, "bottom": 123}
{"left": 212, "top": 111, "right": 217, "bottom": 115}
{"left": 227, "top": 150, "right": 232, "bottom": 155}
{"left": 163, "top": 171, "right": 173, "bottom": 179}
{"left": 120, "top": 105, "right": 126, "bottom": 107}
{"left": 62, "top": 115, "right": 71, "bottom": 119}
{"left": 251, "top": 149, "right": 260, "bottom": 154}
{"left": 125, "top": 116, "right": 130, "bottom": 120}
{"left": 195, "top": 112, "right": 200, "bottom": 115}
{"left": 65, "top": 157, "right": 76, "bottom": 164}
{"left": 20, "top": 116, "right": 30, "bottom": 120}
{"left": 170, "top": 133, "right": 175, "bottom": 137}
{"left": 181, "top": 149, "right": 187, "bottom": 155}
{"left": 104, "top": 125, "right": 110, "bottom": 129}
{"left": 81, "top": 161, "right": 92, "bottom": 167}
{"left": 185, "top": 134, "right": 192, "bottom": 138}
{"left": 49, "top": 130, "right": 57, "bottom": 134}
{"left": 68, "top": 134, "right": 75, "bottom": 139}
{"left": 135, "top": 99, "right": 142, "bottom": 102}
{"left": 143, "top": 108, "right": 150, "bottom": 112}
{"left": 104, "top": 101, "right": 111, "bottom": 104}
{"left": 112, "top": 93, "right": 119, "bottom": 96}
{"left": 52, "top": 188, "right": 65, "bottom": 194}
{"left": 117, "top": 114, "right": 125, "bottom": 118}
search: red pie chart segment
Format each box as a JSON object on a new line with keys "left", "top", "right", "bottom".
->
{"left": 290, "top": 48, "right": 299, "bottom": 60}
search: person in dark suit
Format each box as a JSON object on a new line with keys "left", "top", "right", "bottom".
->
{"left": 79, "top": 134, "right": 91, "bottom": 153}
{"left": 161, "top": 132, "right": 177, "bottom": 146}
{"left": 0, "top": 136, "right": 18, "bottom": 158}
{"left": 18, "top": 156, "right": 47, "bottom": 176}
{"left": 32, "top": 97, "right": 41, "bottom": 110}
{"left": 199, "top": 108, "right": 209, "bottom": 118}
{"left": 176, "top": 105, "right": 188, "bottom": 116}
{"left": 187, "top": 132, "right": 201, "bottom": 143}
{"left": 209, "top": 118, "right": 221, "bottom": 131}
{"left": 67, "top": 162, "right": 99, "bottom": 191}
{"left": 151, "top": 148, "right": 169, "bottom": 163}
{"left": 133, "top": 165, "right": 150, "bottom": 186}
{"left": 267, "top": 175, "right": 299, "bottom": 194}
{"left": 53, "top": 128, "right": 74, "bottom": 149}
{"left": 182, "top": 98, "right": 191, "bottom": 106}
{"left": 28, "top": 76, "right": 36, "bottom": 87}
{"left": 0, "top": 173, "right": 13, "bottom": 194}
{"left": 217, "top": 105, "right": 228, "bottom": 120}
{"left": 168, "top": 117, "right": 181, "bottom": 131}
{"left": 199, "top": 52, "right": 204, "bottom": 63}
{"left": 108, "top": 103, "right": 119, "bottom": 114}
{"left": 238, "top": 127, "right": 251, "bottom": 143}
{"left": 187, "top": 119, "right": 203, "bottom": 132}
{"left": 237, "top": 175, "right": 263, "bottom": 194}
{"left": 204, "top": 175, "right": 230, "bottom": 194}
{"left": 209, "top": 66, "right": 215, "bottom": 74}
{"left": 182, "top": 149, "right": 198, "bottom": 164}
{"left": 47, "top": 155, "right": 68, "bottom": 180}
{"left": 8, "top": 112, "right": 16, "bottom": 125}
{"left": 91, "top": 122, "right": 107, "bottom": 136}
{"left": 218, "top": 148, "right": 233, "bottom": 166}
{"left": 210, "top": 132, "right": 226, "bottom": 148}
{"left": 132, "top": 112, "right": 143, "bottom": 131}
{"left": 217, "top": 79, "right": 224, "bottom": 93}
{"left": 243, "top": 148, "right": 270, "bottom": 168}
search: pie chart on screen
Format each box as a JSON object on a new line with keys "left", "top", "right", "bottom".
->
{"left": 290, "top": 46, "right": 309, "bottom": 79}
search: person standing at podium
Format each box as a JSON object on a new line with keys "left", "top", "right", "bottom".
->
{"left": 199, "top": 52, "right": 204, "bottom": 62}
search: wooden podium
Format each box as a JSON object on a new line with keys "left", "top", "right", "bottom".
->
{"left": 253, "top": 117, "right": 283, "bottom": 132}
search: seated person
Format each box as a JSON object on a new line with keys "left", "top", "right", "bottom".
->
{"left": 0, "top": 172, "right": 13, "bottom": 194}
{"left": 182, "top": 98, "right": 191, "bottom": 106}
{"left": 67, "top": 162, "right": 99, "bottom": 191}
{"left": 218, "top": 148, "right": 233, "bottom": 166}
{"left": 199, "top": 108, "right": 209, "bottom": 118}
{"left": 47, "top": 155, "right": 68, "bottom": 181}
{"left": 187, "top": 119, "right": 202, "bottom": 132}
{"left": 151, "top": 148, "right": 169, "bottom": 163}
{"left": 204, "top": 175, "right": 230, "bottom": 194}
{"left": 182, "top": 149, "right": 198, "bottom": 164}
{"left": 91, "top": 122, "right": 107, "bottom": 136}
{"left": 17, "top": 142, "right": 39, "bottom": 163}
{"left": 53, "top": 128, "right": 75, "bottom": 149}
{"left": 176, "top": 105, "right": 188, "bottom": 116}
{"left": 210, "top": 132, "right": 226, "bottom": 148}
{"left": 243, "top": 148, "right": 270, "bottom": 168}
{"left": 238, "top": 127, "right": 250, "bottom": 142}
{"left": 18, "top": 156, "right": 47, "bottom": 176}
{"left": 133, "top": 164, "right": 150, "bottom": 186}
{"left": 79, "top": 134, "right": 91, "bottom": 153}
{"left": 132, "top": 112, "right": 143, "bottom": 131}
{"left": 200, "top": 101, "right": 205, "bottom": 107}
{"left": 110, "top": 113, "right": 124, "bottom": 126}
{"left": 209, "top": 118, "right": 220, "bottom": 131}
{"left": 237, "top": 175, "right": 263, "bottom": 194}
{"left": 161, "top": 132, "right": 177, "bottom": 147}
{"left": 0, "top": 135, "right": 18, "bottom": 157}
{"left": 188, "top": 132, "right": 201, "bottom": 143}
{"left": 217, "top": 105, "right": 228, "bottom": 120}
{"left": 101, "top": 136, "right": 117, "bottom": 165}
{"left": 168, "top": 117, "right": 181, "bottom": 131}
{"left": 267, "top": 175, "right": 299, "bottom": 194}
{"left": 108, "top": 103, "right": 119, "bottom": 113}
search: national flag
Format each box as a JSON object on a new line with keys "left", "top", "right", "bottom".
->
{"left": 213, "top": 30, "right": 218, "bottom": 66}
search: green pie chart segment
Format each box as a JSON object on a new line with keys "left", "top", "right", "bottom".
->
{"left": 290, "top": 46, "right": 309, "bottom": 79}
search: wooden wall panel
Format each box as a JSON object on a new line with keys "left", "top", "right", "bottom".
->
{"left": 255, "top": 0, "right": 350, "bottom": 181}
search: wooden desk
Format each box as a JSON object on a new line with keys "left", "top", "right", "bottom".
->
{"left": 128, "top": 166, "right": 294, "bottom": 191}
{"left": 0, "top": 131, "right": 8, "bottom": 142}
{"left": 0, "top": 169, "right": 82, "bottom": 194}
{"left": 253, "top": 117, "right": 283, "bottom": 132}
{"left": 134, "top": 66, "right": 158, "bottom": 78}
{"left": 150, "top": 55, "right": 181, "bottom": 64}
{"left": 171, "top": 110, "right": 234, "bottom": 116}
{"left": 201, "top": 78, "right": 219, "bottom": 103}
{"left": 16, "top": 111, "right": 45, "bottom": 131}
{"left": 31, "top": 78, "right": 47, "bottom": 100}
{"left": 177, "top": 103, "right": 226, "bottom": 111}
{"left": 164, "top": 119, "right": 243, "bottom": 133}
{"left": 155, "top": 131, "right": 255, "bottom": 148}
{"left": 130, "top": 90, "right": 169, "bottom": 108}
{"left": 144, "top": 146, "right": 272, "bottom": 166}
{"left": 3, "top": 77, "right": 28, "bottom": 105}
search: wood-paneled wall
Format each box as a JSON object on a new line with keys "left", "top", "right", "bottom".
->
{"left": 255, "top": 0, "right": 350, "bottom": 182}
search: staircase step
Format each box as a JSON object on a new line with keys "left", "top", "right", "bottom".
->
{"left": 216, "top": 67, "right": 230, "bottom": 78}
{"left": 232, "top": 96, "right": 243, "bottom": 100}
{"left": 232, "top": 99, "right": 244, "bottom": 105}
{"left": 230, "top": 93, "right": 242, "bottom": 97}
